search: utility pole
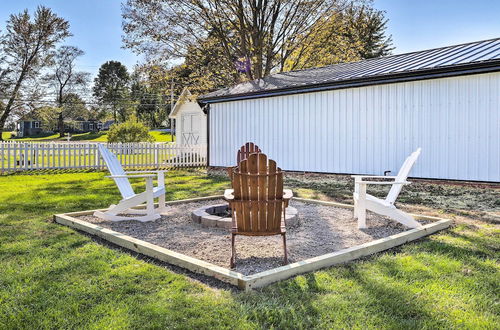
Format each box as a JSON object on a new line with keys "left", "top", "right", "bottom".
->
{"left": 170, "top": 77, "right": 174, "bottom": 142}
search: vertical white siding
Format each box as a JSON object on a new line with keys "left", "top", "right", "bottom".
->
{"left": 209, "top": 72, "right": 500, "bottom": 182}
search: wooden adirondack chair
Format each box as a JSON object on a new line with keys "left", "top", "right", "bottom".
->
{"left": 224, "top": 153, "right": 293, "bottom": 268}
{"left": 93, "top": 144, "right": 167, "bottom": 222}
{"left": 227, "top": 142, "right": 262, "bottom": 179}
{"left": 352, "top": 148, "right": 422, "bottom": 229}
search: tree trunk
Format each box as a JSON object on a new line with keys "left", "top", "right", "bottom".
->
{"left": 0, "top": 115, "right": 7, "bottom": 141}
{"left": 170, "top": 119, "right": 174, "bottom": 142}
{"left": 58, "top": 112, "right": 64, "bottom": 138}
{"left": 0, "top": 70, "right": 27, "bottom": 140}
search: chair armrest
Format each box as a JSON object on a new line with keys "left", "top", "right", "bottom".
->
{"left": 125, "top": 170, "right": 168, "bottom": 174}
{"left": 283, "top": 189, "right": 293, "bottom": 207}
{"left": 124, "top": 170, "right": 166, "bottom": 187}
{"left": 224, "top": 189, "right": 293, "bottom": 199}
{"left": 107, "top": 174, "right": 156, "bottom": 179}
{"left": 283, "top": 189, "right": 293, "bottom": 200}
{"left": 355, "top": 180, "right": 410, "bottom": 185}
{"left": 351, "top": 175, "right": 397, "bottom": 180}
{"left": 224, "top": 189, "right": 235, "bottom": 200}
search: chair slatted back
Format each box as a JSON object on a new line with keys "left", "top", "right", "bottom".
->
{"left": 386, "top": 148, "right": 421, "bottom": 204}
{"left": 228, "top": 142, "right": 262, "bottom": 179}
{"left": 98, "top": 144, "right": 135, "bottom": 198}
{"left": 232, "top": 153, "right": 283, "bottom": 234}
{"left": 237, "top": 142, "right": 262, "bottom": 164}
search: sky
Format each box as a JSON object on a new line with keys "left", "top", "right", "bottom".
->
{"left": 0, "top": 0, "right": 138, "bottom": 77}
{"left": 373, "top": 0, "right": 500, "bottom": 53}
{"left": 0, "top": 0, "right": 499, "bottom": 78}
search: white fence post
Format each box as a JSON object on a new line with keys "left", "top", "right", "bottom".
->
{"left": 23, "top": 143, "right": 28, "bottom": 170}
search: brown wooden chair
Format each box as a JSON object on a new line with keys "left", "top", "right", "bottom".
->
{"left": 226, "top": 142, "right": 262, "bottom": 179}
{"left": 224, "top": 153, "right": 293, "bottom": 268}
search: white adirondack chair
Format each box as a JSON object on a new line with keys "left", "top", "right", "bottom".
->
{"left": 93, "top": 144, "right": 167, "bottom": 222}
{"left": 353, "top": 148, "right": 422, "bottom": 229}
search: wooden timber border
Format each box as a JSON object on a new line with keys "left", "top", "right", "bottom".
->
{"left": 54, "top": 196, "right": 452, "bottom": 291}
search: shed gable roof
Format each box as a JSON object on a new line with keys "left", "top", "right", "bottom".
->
{"left": 169, "top": 87, "right": 196, "bottom": 118}
{"left": 200, "top": 37, "right": 500, "bottom": 102}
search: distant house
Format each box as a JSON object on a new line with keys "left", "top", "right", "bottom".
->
{"left": 66, "top": 118, "right": 102, "bottom": 133}
{"left": 102, "top": 120, "right": 115, "bottom": 130}
{"left": 16, "top": 113, "right": 43, "bottom": 137}
{"left": 16, "top": 112, "right": 104, "bottom": 137}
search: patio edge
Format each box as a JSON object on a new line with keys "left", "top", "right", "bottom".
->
{"left": 242, "top": 218, "right": 452, "bottom": 290}
{"left": 54, "top": 196, "right": 452, "bottom": 291}
{"left": 55, "top": 195, "right": 247, "bottom": 289}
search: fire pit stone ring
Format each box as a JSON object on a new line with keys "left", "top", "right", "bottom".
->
{"left": 191, "top": 204, "right": 299, "bottom": 229}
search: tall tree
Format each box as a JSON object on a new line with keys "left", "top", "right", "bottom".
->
{"left": 181, "top": 35, "right": 241, "bottom": 94}
{"left": 283, "top": 4, "right": 393, "bottom": 71}
{"left": 123, "top": 1, "right": 392, "bottom": 86}
{"left": 132, "top": 64, "right": 177, "bottom": 126}
{"left": 345, "top": 5, "right": 393, "bottom": 59}
{"left": 0, "top": 6, "right": 70, "bottom": 140}
{"left": 130, "top": 71, "right": 163, "bottom": 128}
{"left": 35, "top": 94, "right": 89, "bottom": 133}
{"left": 45, "top": 45, "right": 90, "bottom": 136}
{"left": 60, "top": 93, "right": 89, "bottom": 120}
{"left": 93, "top": 61, "right": 130, "bottom": 122}
{"left": 123, "top": 0, "right": 354, "bottom": 80}
{"left": 0, "top": 52, "right": 10, "bottom": 94}
{"left": 135, "top": 34, "right": 240, "bottom": 100}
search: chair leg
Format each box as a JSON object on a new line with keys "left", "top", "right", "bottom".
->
{"left": 282, "top": 233, "right": 288, "bottom": 265}
{"left": 145, "top": 178, "right": 155, "bottom": 216}
{"left": 158, "top": 193, "right": 166, "bottom": 211}
{"left": 357, "top": 184, "right": 367, "bottom": 229}
{"left": 353, "top": 196, "right": 358, "bottom": 219}
{"left": 230, "top": 234, "right": 236, "bottom": 268}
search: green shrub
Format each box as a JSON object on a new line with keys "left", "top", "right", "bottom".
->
{"left": 107, "top": 117, "right": 154, "bottom": 143}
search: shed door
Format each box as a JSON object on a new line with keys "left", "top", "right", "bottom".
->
{"left": 181, "top": 114, "right": 201, "bottom": 145}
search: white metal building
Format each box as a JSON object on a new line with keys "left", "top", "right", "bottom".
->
{"left": 200, "top": 38, "right": 500, "bottom": 182}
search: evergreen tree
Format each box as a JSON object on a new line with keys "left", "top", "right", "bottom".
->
{"left": 93, "top": 61, "right": 130, "bottom": 122}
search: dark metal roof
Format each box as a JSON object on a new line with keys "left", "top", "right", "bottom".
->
{"left": 200, "top": 38, "right": 500, "bottom": 102}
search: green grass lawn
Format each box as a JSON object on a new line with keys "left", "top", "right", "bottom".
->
{"left": 149, "top": 130, "right": 175, "bottom": 142}
{"left": 1, "top": 131, "right": 12, "bottom": 140}
{"left": 0, "top": 170, "right": 498, "bottom": 328}
{"left": 2, "top": 130, "right": 174, "bottom": 142}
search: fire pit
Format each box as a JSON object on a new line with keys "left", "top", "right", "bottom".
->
{"left": 191, "top": 203, "right": 299, "bottom": 229}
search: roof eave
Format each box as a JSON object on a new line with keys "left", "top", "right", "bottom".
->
{"left": 169, "top": 87, "right": 192, "bottom": 119}
{"left": 199, "top": 61, "right": 500, "bottom": 104}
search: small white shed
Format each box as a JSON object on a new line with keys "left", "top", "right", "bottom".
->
{"left": 200, "top": 38, "right": 500, "bottom": 182}
{"left": 169, "top": 88, "right": 207, "bottom": 146}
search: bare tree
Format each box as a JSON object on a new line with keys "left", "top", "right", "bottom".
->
{"left": 122, "top": 0, "right": 356, "bottom": 81}
{"left": 45, "top": 45, "right": 90, "bottom": 137}
{"left": 0, "top": 56, "right": 10, "bottom": 93}
{"left": 0, "top": 6, "right": 70, "bottom": 140}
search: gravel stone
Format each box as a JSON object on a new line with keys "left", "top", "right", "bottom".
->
{"left": 79, "top": 199, "right": 425, "bottom": 275}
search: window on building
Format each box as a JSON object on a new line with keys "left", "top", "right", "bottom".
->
{"left": 89, "top": 123, "right": 94, "bottom": 130}
{"left": 34, "top": 121, "right": 40, "bottom": 128}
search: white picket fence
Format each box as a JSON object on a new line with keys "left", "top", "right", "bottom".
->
{"left": 0, "top": 141, "right": 207, "bottom": 172}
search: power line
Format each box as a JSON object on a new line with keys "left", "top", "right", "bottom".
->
{"left": 18, "top": 91, "right": 181, "bottom": 98}
{"left": 0, "top": 97, "right": 178, "bottom": 107}
{"left": 0, "top": 92, "right": 182, "bottom": 103}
